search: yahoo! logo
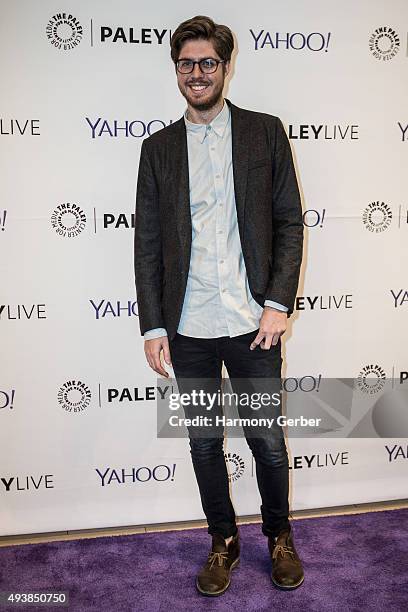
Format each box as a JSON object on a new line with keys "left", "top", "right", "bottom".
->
{"left": 250, "top": 30, "right": 331, "bottom": 52}
{"left": 0, "top": 210, "right": 7, "bottom": 231}
{"left": 390, "top": 290, "right": 408, "bottom": 308}
{"left": 90, "top": 299, "right": 138, "bottom": 319}
{"left": 303, "top": 209, "right": 326, "bottom": 228}
{"left": 0, "top": 389, "right": 15, "bottom": 410}
{"left": 86, "top": 117, "right": 173, "bottom": 138}
{"left": 398, "top": 122, "right": 408, "bottom": 142}
{"left": 95, "top": 464, "right": 176, "bottom": 486}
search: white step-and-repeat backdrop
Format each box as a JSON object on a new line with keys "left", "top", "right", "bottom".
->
{"left": 1, "top": 0, "right": 407, "bottom": 536}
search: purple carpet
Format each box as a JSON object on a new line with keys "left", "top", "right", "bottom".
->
{"left": 0, "top": 508, "right": 407, "bottom": 611}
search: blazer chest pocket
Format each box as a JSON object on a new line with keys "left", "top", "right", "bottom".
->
{"left": 248, "top": 157, "right": 271, "bottom": 170}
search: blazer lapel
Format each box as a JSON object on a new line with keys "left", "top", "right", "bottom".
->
{"left": 171, "top": 117, "right": 192, "bottom": 269}
{"left": 227, "top": 98, "right": 249, "bottom": 237}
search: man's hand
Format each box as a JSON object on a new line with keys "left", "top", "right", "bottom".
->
{"left": 144, "top": 336, "right": 172, "bottom": 377}
{"left": 250, "top": 307, "right": 287, "bottom": 350}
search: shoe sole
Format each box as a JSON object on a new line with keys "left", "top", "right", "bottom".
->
{"left": 196, "top": 557, "right": 240, "bottom": 597}
{"left": 271, "top": 574, "right": 305, "bottom": 590}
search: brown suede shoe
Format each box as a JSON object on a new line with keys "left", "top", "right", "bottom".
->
{"left": 268, "top": 524, "right": 304, "bottom": 590}
{"left": 196, "top": 531, "right": 240, "bottom": 596}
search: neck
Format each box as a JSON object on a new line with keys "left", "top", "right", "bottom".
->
{"left": 186, "top": 97, "right": 224, "bottom": 125}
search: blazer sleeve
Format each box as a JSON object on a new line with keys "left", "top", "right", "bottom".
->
{"left": 134, "top": 139, "right": 166, "bottom": 335}
{"left": 263, "top": 117, "right": 304, "bottom": 316}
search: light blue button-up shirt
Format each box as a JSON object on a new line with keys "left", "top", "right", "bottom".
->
{"left": 143, "top": 100, "right": 287, "bottom": 340}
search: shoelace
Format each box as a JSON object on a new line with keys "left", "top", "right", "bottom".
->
{"left": 272, "top": 544, "right": 295, "bottom": 560}
{"left": 208, "top": 551, "right": 229, "bottom": 569}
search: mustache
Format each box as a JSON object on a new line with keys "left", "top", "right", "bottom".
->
{"left": 187, "top": 79, "right": 211, "bottom": 85}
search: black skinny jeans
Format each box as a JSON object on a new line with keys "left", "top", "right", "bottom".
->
{"left": 168, "top": 327, "right": 290, "bottom": 539}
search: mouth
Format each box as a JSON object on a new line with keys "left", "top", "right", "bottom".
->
{"left": 188, "top": 82, "right": 211, "bottom": 94}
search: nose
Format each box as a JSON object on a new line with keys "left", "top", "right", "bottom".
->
{"left": 191, "top": 62, "right": 202, "bottom": 78}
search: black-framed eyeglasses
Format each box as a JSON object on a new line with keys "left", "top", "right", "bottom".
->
{"left": 175, "top": 57, "right": 226, "bottom": 74}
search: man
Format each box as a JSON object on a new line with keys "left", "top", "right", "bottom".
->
{"left": 134, "top": 15, "right": 304, "bottom": 596}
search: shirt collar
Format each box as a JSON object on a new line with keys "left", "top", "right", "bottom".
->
{"left": 184, "top": 100, "right": 230, "bottom": 144}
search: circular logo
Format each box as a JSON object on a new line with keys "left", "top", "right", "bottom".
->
{"left": 362, "top": 201, "right": 392, "bottom": 233}
{"left": 224, "top": 452, "right": 245, "bottom": 482}
{"left": 51, "top": 203, "right": 86, "bottom": 237}
{"left": 369, "top": 27, "right": 400, "bottom": 61}
{"left": 357, "top": 365, "right": 386, "bottom": 395}
{"left": 46, "top": 13, "right": 83, "bottom": 50}
{"left": 58, "top": 380, "right": 92, "bottom": 412}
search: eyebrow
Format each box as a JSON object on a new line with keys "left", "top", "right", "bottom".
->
{"left": 177, "top": 56, "right": 221, "bottom": 61}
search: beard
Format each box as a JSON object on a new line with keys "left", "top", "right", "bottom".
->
{"left": 179, "top": 74, "right": 225, "bottom": 112}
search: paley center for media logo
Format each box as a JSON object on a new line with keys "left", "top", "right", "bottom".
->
{"left": 369, "top": 27, "right": 400, "bottom": 61}
{"left": 46, "top": 13, "right": 83, "bottom": 50}
{"left": 46, "top": 12, "right": 170, "bottom": 50}
{"left": 357, "top": 364, "right": 386, "bottom": 395}
{"left": 362, "top": 201, "right": 407, "bottom": 233}
{"left": 51, "top": 202, "right": 86, "bottom": 237}
{"left": 295, "top": 294, "right": 353, "bottom": 312}
{"left": 0, "top": 119, "right": 40, "bottom": 136}
{"left": 57, "top": 380, "right": 165, "bottom": 411}
{"left": 0, "top": 474, "right": 54, "bottom": 493}
{"left": 0, "top": 303, "right": 46, "bottom": 321}
{"left": 225, "top": 452, "right": 245, "bottom": 482}
{"left": 50, "top": 202, "right": 136, "bottom": 237}
{"left": 288, "top": 123, "right": 359, "bottom": 141}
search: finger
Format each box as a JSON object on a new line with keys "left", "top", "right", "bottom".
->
{"left": 271, "top": 333, "right": 280, "bottom": 346}
{"left": 152, "top": 351, "right": 169, "bottom": 378}
{"left": 162, "top": 340, "right": 172, "bottom": 366}
{"left": 250, "top": 333, "right": 263, "bottom": 350}
{"left": 145, "top": 350, "right": 154, "bottom": 370}
{"left": 261, "top": 334, "right": 273, "bottom": 350}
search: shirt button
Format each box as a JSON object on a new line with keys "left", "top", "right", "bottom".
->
{"left": 219, "top": 260, "right": 224, "bottom": 264}
{"left": 216, "top": 174, "right": 220, "bottom": 179}
{"left": 218, "top": 230, "right": 223, "bottom": 233}
{"left": 210, "top": 146, "right": 215, "bottom": 151}
{"left": 219, "top": 202, "right": 223, "bottom": 206}
{"left": 221, "top": 288, "right": 226, "bottom": 293}
{"left": 207, "top": 126, "right": 211, "bottom": 131}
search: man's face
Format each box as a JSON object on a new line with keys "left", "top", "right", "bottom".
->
{"left": 175, "top": 38, "right": 230, "bottom": 111}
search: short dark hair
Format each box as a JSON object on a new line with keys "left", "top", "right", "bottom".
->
{"left": 170, "top": 15, "right": 234, "bottom": 63}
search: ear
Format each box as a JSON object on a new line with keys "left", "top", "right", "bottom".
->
{"left": 224, "top": 60, "right": 231, "bottom": 77}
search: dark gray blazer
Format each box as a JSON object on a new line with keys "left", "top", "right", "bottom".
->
{"left": 134, "top": 97, "right": 303, "bottom": 342}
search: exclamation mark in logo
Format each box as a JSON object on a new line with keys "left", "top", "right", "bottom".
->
{"left": 0, "top": 210, "right": 7, "bottom": 231}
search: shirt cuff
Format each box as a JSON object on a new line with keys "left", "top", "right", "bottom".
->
{"left": 143, "top": 328, "right": 168, "bottom": 340}
{"left": 264, "top": 300, "right": 288, "bottom": 312}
